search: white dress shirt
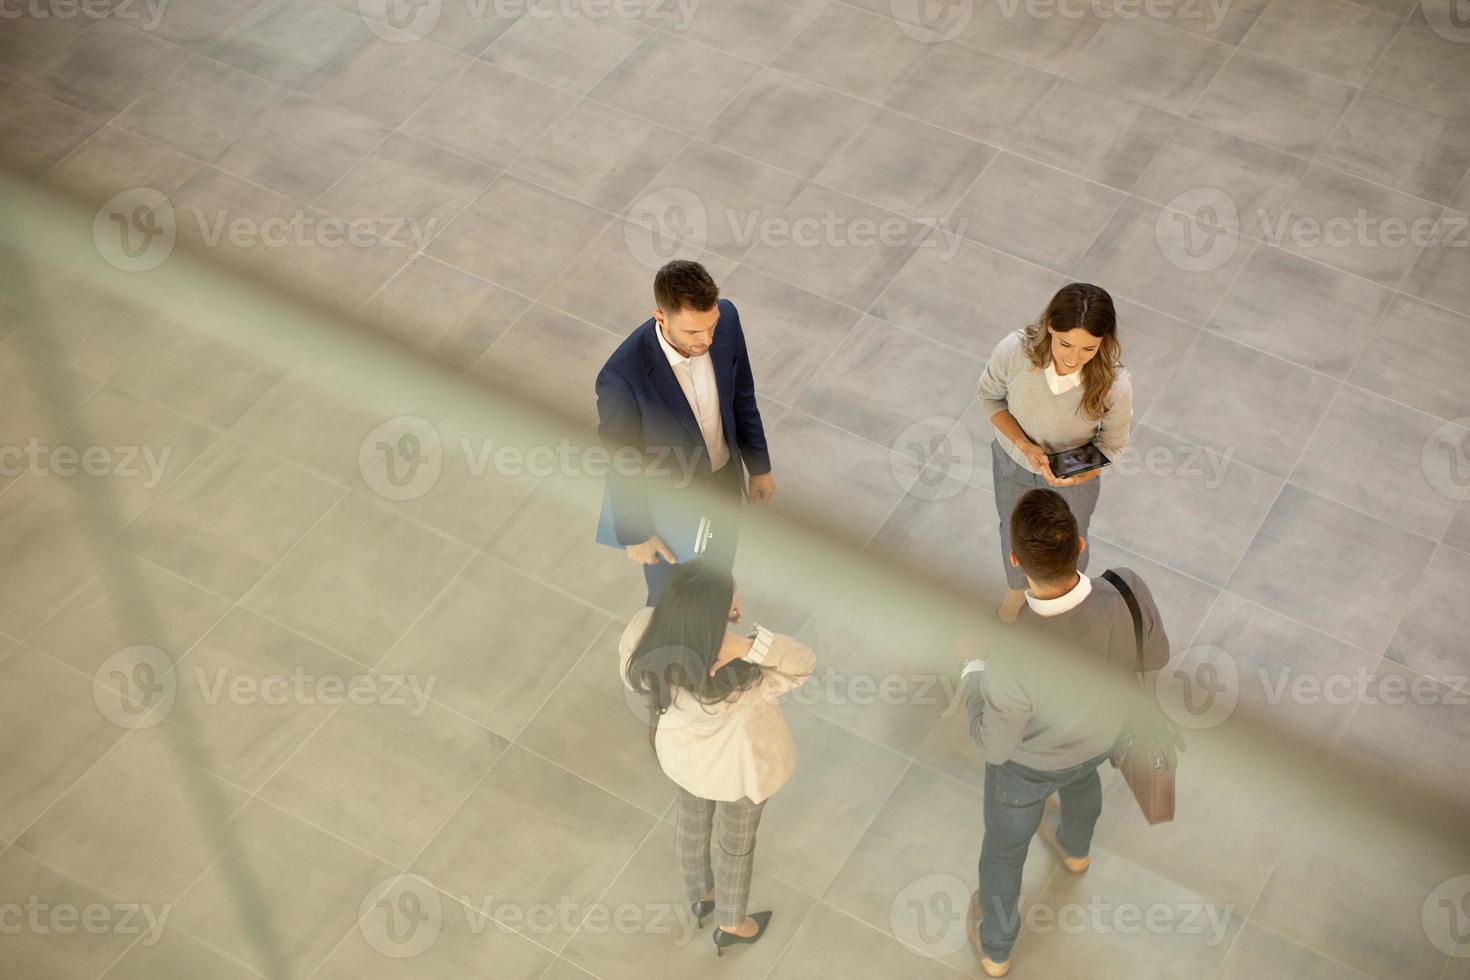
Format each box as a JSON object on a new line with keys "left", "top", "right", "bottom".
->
{"left": 656, "top": 322, "right": 729, "bottom": 472}
{"left": 1044, "top": 360, "right": 1083, "bottom": 395}
{"left": 961, "top": 573, "right": 1093, "bottom": 678}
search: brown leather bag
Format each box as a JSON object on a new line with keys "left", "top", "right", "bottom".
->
{"left": 1100, "top": 570, "right": 1184, "bottom": 825}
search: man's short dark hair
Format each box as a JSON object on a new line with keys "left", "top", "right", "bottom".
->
{"left": 1010, "top": 488, "right": 1081, "bottom": 583}
{"left": 654, "top": 260, "right": 719, "bottom": 314}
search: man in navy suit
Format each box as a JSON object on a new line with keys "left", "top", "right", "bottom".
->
{"left": 595, "top": 260, "right": 776, "bottom": 604}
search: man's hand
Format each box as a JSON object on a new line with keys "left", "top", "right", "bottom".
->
{"left": 626, "top": 535, "right": 675, "bottom": 566}
{"left": 748, "top": 471, "right": 776, "bottom": 505}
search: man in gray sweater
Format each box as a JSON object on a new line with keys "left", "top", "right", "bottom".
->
{"left": 958, "top": 488, "right": 1170, "bottom": 977}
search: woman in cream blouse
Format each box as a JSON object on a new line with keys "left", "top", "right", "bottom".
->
{"left": 619, "top": 561, "right": 815, "bottom": 956}
{"left": 977, "top": 282, "right": 1133, "bottom": 623}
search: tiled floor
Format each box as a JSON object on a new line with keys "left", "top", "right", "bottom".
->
{"left": 1, "top": 0, "right": 1469, "bottom": 978}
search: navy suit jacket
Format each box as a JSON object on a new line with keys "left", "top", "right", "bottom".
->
{"left": 595, "top": 299, "right": 771, "bottom": 548}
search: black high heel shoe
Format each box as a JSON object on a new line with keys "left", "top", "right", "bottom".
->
{"left": 713, "top": 911, "right": 772, "bottom": 956}
{"left": 692, "top": 899, "right": 715, "bottom": 928}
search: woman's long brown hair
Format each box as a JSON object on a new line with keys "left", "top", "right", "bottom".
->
{"left": 1020, "top": 282, "right": 1122, "bottom": 421}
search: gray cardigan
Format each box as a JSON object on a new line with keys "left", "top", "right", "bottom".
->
{"left": 977, "top": 329, "right": 1132, "bottom": 474}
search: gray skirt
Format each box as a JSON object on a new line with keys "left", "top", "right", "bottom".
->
{"left": 991, "top": 439, "right": 1102, "bottom": 589}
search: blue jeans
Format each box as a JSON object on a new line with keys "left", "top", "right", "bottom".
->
{"left": 978, "top": 751, "right": 1111, "bottom": 961}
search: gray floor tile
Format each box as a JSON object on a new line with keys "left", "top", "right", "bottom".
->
{"left": 1191, "top": 51, "right": 1357, "bottom": 158}
{"left": 950, "top": 151, "right": 1123, "bottom": 274}
{"left": 1145, "top": 330, "right": 1339, "bottom": 479}
{"left": 589, "top": 31, "right": 759, "bottom": 135}
{"left": 1074, "top": 196, "right": 1251, "bottom": 325}
{"left": 161, "top": 167, "right": 302, "bottom": 271}
{"left": 0, "top": 847, "right": 146, "bottom": 978}
{"left": 241, "top": 218, "right": 414, "bottom": 318}
{"left": 416, "top": 745, "right": 655, "bottom": 952}
{"left": 870, "top": 235, "right": 1064, "bottom": 359}
{"left": 634, "top": 140, "right": 807, "bottom": 260}
{"left": 113, "top": 54, "right": 284, "bottom": 162}
{"left": 258, "top": 695, "right": 509, "bottom": 867}
{"left": 0, "top": 647, "right": 127, "bottom": 843}
{"left": 402, "top": 60, "right": 577, "bottom": 170}
{"left": 428, "top": 175, "right": 610, "bottom": 297}
{"left": 1319, "top": 92, "right": 1470, "bottom": 206}
{"left": 768, "top": 899, "right": 963, "bottom": 980}
{"left": 1208, "top": 243, "right": 1394, "bottom": 377}
{"left": 796, "top": 315, "right": 982, "bottom": 450}
{"left": 1387, "top": 544, "right": 1470, "bottom": 690}
{"left": 885, "top": 42, "right": 1058, "bottom": 146}
{"left": 1085, "top": 535, "right": 1222, "bottom": 648}
{"left": 954, "top": 0, "right": 1105, "bottom": 72}
{"left": 43, "top": 124, "right": 204, "bottom": 212}
{"left": 1239, "top": 0, "right": 1399, "bottom": 86}
{"left": 485, "top": 0, "right": 653, "bottom": 93}
{"left": 0, "top": 476, "right": 120, "bottom": 638}
{"left": 1402, "top": 208, "right": 1470, "bottom": 316}
{"left": 300, "top": 33, "right": 473, "bottom": 128}
{"left": 469, "top": 303, "right": 622, "bottom": 431}
{"left": 1010, "top": 78, "right": 1181, "bottom": 190}
{"left": 126, "top": 0, "right": 265, "bottom": 50}
{"left": 1291, "top": 387, "right": 1465, "bottom": 540}
{"left": 707, "top": 69, "right": 880, "bottom": 180}
{"left": 206, "top": 0, "right": 373, "bottom": 88}
{"left": 1348, "top": 292, "right": 1470, "bottom": 423}
{"left": 172, "top": 798, "right": 398, "bottom": 978}
{"left": 1273, "top": 163, "right": 1442, "bottom": 287}
{"left": 814, "top": 108, "right": 995, "bottom": 219}
{"left": 359, "top": 255, "right": 530, "bottom": 370}
{"left": 1217, "top": 923, "right": 1371, "bottom": 980}
{"left": 1227, "top": 484, "right": 1438, "bottom": 652}
{"left": 769, "top": 1, "right": 933, "bottom": 103}
{"left": 741, "top": 182, "right": 926, "bottom": 310}
{"left": 557, "top": 820, "right": 818, "bottom": 979}
{"left": 241, "top": 491, "right": 476, "bottom": 663}
{"left": 1112, "top": 297, "right": 1199, "bottom": 419}
{"left": 1064, "top": 14, "right": 1230, "bottom": 116}
{"left": 1365, "top": 11, "right": 1470, "bottom": 125}
{"left": 26, "top": 17, "right": 189, "bottom": 120}
{"left": 352, "top": 0, "right": 523, "bottom": 54}
{"left": 0, "top": 84, "right": 105, "bottom": 177}
{"left": 667, "top": 0, "right": 827, "bottom": 63}
{"left": 865, "top": 463, "right": 1008, "bottom": 602}
{"left": 0, "top": 7, "right": 96, "bottom": 77}
{"left": 1090, "top": 423, "right": 1282, "bottom": 587}
{"left": 1131, "top": 119, "right": 1308, "bottom": 240}
{"left": 509, "top": 100, "right": 687, "bottom": 212}
{"left": 212, "top": 92, "right": 391, "bottom": 204}
{"left": 1447, "top": 502, "right": 1470, "bottom": 554}
{"left": 102, "top": 926, "right": 267, "bottom": 980}
{"left": 378, "top": 552, "right": 610, "bottom": 740}
{"left": 16, "top": 728, "right": 250, "bottom": 903}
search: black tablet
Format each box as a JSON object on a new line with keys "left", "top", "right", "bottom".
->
{"left": 1046, "top": 443, "right": 1109, "bottom": 478}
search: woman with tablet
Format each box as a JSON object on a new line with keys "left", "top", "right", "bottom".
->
{"left": 977, "top": 283, "right": 1133, "bottom": 623}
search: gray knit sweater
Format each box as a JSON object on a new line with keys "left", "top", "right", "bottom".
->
{"left": 977, "top": 329, "right": 1133, "bottom": 474}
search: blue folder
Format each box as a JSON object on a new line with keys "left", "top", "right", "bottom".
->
{"left": 596, "top": 483, "right": 713, "bottom": 562}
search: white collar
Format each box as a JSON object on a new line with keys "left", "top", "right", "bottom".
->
{"left": 656, "top": 321, "right": 693, "bottom": 367}
{"left": 1045, "top": 360, "right": 1082, "bottom": 395}
{"left": 1026, "top": 572, "right": 1092, "bottom": 617}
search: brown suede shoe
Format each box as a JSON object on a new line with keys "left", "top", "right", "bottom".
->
{"left": 1038, "top": 796, "right": 1090, "bottom": 873}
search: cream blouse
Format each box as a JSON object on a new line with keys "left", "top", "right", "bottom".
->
{"left": 618, "top": 607, "right": 816, "bottom": 804}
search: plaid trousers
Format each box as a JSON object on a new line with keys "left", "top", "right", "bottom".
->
{"left": 673, "top": 785, "right": 766, "bottom": 929}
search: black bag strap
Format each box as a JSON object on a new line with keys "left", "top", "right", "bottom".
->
{"left": 1100, "top": 569, "right": 1144, "bottom": 674}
